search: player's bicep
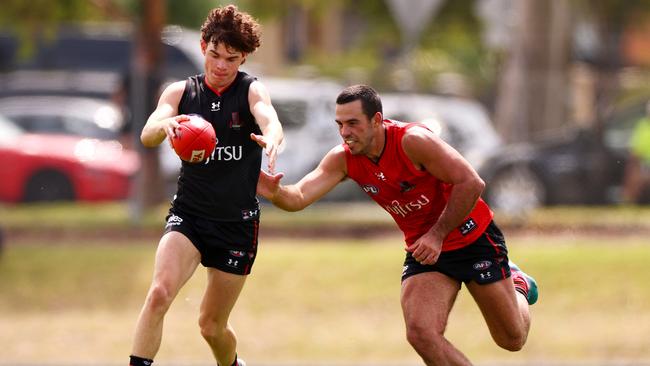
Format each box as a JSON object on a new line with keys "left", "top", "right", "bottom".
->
{"left": 249, "top": 81, "right": 280, "bottom": 133}
{"left": 154, "top": 81, "right": 185, "bottom": 118}
{"left": 148, "top": 103, "right": 176, "bottom": 123}
{"left": 141, "top": 81, "right": 185, "bottom": 146}
{"left": 403, "top": 127, "right": 477, "bottom": 184}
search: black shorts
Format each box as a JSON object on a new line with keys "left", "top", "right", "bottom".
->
{"left": 401, "top": 221, "right": 511, "bottom": 284}
{"left": 164, "top": 209, "right": 258, "bottom": 275}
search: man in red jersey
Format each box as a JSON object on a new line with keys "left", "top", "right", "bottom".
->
{"left": 257, "top": 84, "right": 537, "bottom": 365}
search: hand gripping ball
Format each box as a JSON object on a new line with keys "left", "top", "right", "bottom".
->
{"left": 171, "top": 115, "right": 217, "bottom": 163}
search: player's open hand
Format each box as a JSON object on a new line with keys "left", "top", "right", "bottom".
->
{"left": 256, "top": 169, "right": 284, "bottom": 200}
{"left": 250, "top": 133, "right": 278, "bottom": 173}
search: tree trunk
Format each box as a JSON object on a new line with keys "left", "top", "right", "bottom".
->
{"left": 130, "top": 0, "right": 165, "bottom": 220}
{"left": 494, "top": 0, "right": 572, "bottom": 142}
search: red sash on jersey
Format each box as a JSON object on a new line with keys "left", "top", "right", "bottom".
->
{"left": 344, "top": 120, "right": 493, "bottom": 252}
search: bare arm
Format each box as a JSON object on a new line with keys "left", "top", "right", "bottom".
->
{"left": 403, "top": 126, "right": 485, "bottom": 264}
{"left": 140, "top": 80, "right": 187, "bottom": 147}
{"left": 248, "top": 80, "right": 284, "bottom": 172}
{"left": 257, "top": 145, "right": 347, "bottom": 211}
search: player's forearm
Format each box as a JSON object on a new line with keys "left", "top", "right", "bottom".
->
{"left": 141, "top": 117, "right": 169, "bottom": 147}
{"left": 263, "top": 120, "right": 284, "bottom": 148}
{"left": 269, "top": 185, "right": 308, "bottom": 212}
{"left": 429, "top": 177, "right": 485, "bottom": 239}
{"left": 253, "top": 99, "right": 284, "bottom": 148}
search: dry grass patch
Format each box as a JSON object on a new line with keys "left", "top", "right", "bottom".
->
{"left": 1, "top": 235, "right": 649, "bottom": 364}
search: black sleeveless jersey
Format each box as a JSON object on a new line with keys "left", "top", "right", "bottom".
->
{"left": 172, "top": 71, "right": 262, "bottom": 221}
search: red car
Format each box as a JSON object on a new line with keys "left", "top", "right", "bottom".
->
{"left": 0, "top": 115, "right": 139, "bottom": 202}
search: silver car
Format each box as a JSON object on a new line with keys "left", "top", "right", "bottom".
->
{"left": 0, "top": 95, "right": 124, "bottom": 140}
{"left": 381, "top": 93, "right": 502, "bottom": 171}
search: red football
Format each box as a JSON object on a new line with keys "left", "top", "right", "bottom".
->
{"left": 170, "top": 115, "right": 217, "bottom": 163}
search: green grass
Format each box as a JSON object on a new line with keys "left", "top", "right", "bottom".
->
{"left": 1, "top": 235, "right": 649, "bottom": 364}
{"left": 0, "top": 242, "right": 152, "bottom": 311}
{"left": 5, "top": 201, "right": 650, "bottom": 230}
{"left": 0, "top": 202, "right": 164, "bottom": 229}
{"left": 516, "top": 205, "right": 650, "bottom": 227}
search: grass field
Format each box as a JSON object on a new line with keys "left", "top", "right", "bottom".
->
{"left": 1, "top": 222, "right": 650, "bottom": 365}
{"left": 5, "top": 201, "right": 650, "bottom": 231}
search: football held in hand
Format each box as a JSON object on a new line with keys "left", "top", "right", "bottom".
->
{"left": 171, "top": 115, "right": 217, "bottom": 163}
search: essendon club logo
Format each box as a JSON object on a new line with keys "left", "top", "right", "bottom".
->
{"left": 400, "top": 181, "right": 415, "bottom": 193}
{"left": 229, "top": 112, "right": 241, "bottom": 130}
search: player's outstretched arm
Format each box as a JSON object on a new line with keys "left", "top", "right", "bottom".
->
{"left": 258, "top": 145, "right": 347, "bottom": 211}
{"left": 140, "top": 81, "right": 186, "bottom": 148}
{"left": 249, "top": 80, "right": 284, "bottom": 173}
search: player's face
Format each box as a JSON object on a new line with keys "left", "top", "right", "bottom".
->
{"left": 201, "top": 41, "right": 246, "bottom": 91}
{"left": 335, "top": 100, "right": 379, "bottom": 156}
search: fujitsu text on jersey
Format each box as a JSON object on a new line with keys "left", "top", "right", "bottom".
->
{"left": 209, "top": 145, "right": 243, "bottom": 161}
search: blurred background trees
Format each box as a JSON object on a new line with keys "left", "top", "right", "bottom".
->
{"left": 6, "top": 0, "right": 650, "bottom": 137}
{"left": 3, "top": 0, "right": 650, "bottom": 210}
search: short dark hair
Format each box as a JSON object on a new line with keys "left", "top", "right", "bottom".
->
{"left": 336, "top": 85, "right": 383, "bottom": 120}
{"left": 200, "top": 4, "right": 261, "bottom": 54}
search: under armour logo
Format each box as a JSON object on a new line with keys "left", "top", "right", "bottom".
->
{"left": 375, "top": 172, "right": 386, "bottom": 181}
{"left": 211, "top": 101, "right": 220, "bottom": 111}
{"left": 459, "top": 218, "right": 477, "bottom": 235}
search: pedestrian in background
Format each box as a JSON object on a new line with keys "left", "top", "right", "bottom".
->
{"left": 623, "top": 100, "right": 650, "bottom": 204}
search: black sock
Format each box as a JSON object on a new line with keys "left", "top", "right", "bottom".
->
{"left": 129, "top": 355, "right": 153, "bottom": 366}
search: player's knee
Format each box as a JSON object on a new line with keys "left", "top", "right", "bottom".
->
{"left": 145, "top": 284, "right": 174, "bottom": 313}
{"left": 198, "top": 316, "right": 228, "bottom": 342}
{"left": 494, "top": 330, "right": 527, "bottom": 352}
{"left": 405, "top": 323, "right": 444, "bottom": 353}
{"left": 199, "top": 322, "right": 218, "bottom": 342}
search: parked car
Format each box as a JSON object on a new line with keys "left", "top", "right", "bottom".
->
{"left": 0, "top": 23, "right": 204, "bottom": 98}
{"left": 381, "top": 93, "right": 502, "bottom": 171}
{"left": 479, "top": 101, "right": 648, "bottom": 214}
{"left": 0, "top": 95, "right": 124, "bottom": 140}
{"left": 263, "top": 78, "right": 343, "bottom": 179}
{"left": 0, "top": 114, "right": 139, "bottom": 202}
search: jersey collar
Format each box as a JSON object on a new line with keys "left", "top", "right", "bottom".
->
{"left": 203, "top": 73, "right": 238, "bottom": 96}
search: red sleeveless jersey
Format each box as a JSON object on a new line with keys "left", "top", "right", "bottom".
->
{"left": 344, "top": 120, "right": 494, "bottom": 251}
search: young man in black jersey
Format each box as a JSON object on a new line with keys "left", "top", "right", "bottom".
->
{"left": 130, "top": 5, "right": 283, "bottom": 366}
